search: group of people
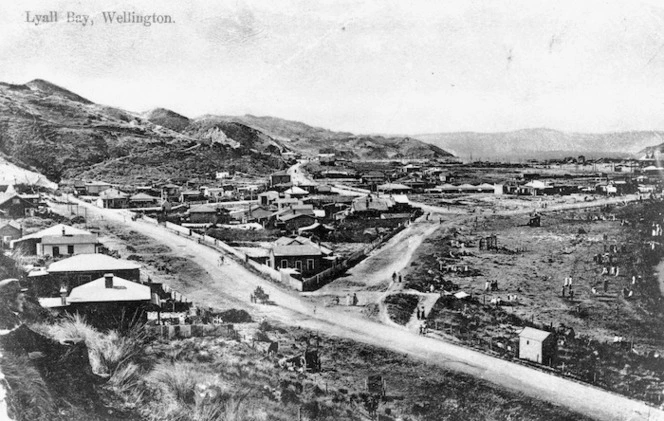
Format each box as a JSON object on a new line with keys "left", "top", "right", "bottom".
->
{"left": 345, "top": 293, "right": 359, "bottom": 306}
{"left": 391, "top": 272, "right": 403, "bottom": 283}
{"left": 416, "top": 306, "right": 426, "bottom": 319}
{"left": 484, "top": 280, "right": 499, "bottom": 292}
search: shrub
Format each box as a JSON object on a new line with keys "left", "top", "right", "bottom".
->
{"left": 384, "top": 294, "right": 420, "bottom": 325}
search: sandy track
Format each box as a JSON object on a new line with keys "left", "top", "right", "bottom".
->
{"left": 55, "top": 198, "right": 664, "bottom": 421}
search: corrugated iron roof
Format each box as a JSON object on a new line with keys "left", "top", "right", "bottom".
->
{"left": 67, "top": 275, "right": 150, "bottom": 303}
{"left": 519, "top": 327, "right": 552, "bottom": 342}
{"left": 47, "top": 254, "right": 140, "bottom": 273}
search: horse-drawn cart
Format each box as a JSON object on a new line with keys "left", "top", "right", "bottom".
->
{"left": 251, "top": 286, "right": 270, "bottom": 304}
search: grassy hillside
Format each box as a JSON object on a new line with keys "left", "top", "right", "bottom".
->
{"left": 0, "top": 80, "right": 284, "bottom": 184}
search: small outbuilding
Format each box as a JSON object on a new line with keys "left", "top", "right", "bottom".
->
{"left": 518, "top": 327, "right": 556, "bottom": 365}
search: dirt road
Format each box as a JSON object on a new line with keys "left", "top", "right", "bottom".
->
{"left": 56, "top": 198, "right": 663, "bottom": 421}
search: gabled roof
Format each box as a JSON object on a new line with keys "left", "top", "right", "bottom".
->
{"left": 519, "top": 327, "right": 552, "bottom": 342}
{"left": 259, "top": 191, "right": 280, "bottom": 198}
{"left": 352, "top": 196, "right": 395, "bottom": 212}
{"left": 274, "top": 236, "right": 332, "bottom": 255}
{"left": 130, "top": 193, "right": 159, "bottom": 201}
{"left": 275, "top": 197, "right": 300, "bottom": 204}
{"left": 377, "top": 183, "right": 411, "bottom": 191}
{"left": 189, "top": 204, "right": 218, "bottom": 213}
{"left": 67, "top": 275, "right": 150, "bottom": 303}
{"left": 0, "top": 221, "right": 21, "bottom": 231}
{"left": 47, "top": 254, "right": 140, "bottom": 273}
{"left": 284, "top": 186, "right": 308, "bottom": 195}
{"left": 279, "top": 213, "right": 315, "bottom": 222}
{"left": 0, "top": 192, "right": 35, "bottom": 208}
{"left": 85, "top": 181, "right": 112, "bottom": 187}
{"left": 99, "top": 188, "right": 129, "bottom": 199}
{"left": 271, "top": 244, "right": 323, "bottom": 257}
{"left": 17, "top": 224, "right": 93, "bottom": 241}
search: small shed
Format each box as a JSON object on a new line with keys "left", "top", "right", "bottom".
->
{"left": 518, "top": 327, "right": 556, "bottom": 365}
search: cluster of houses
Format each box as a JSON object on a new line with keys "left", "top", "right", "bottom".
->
{"left": 68, "top": 180, "right": 260, "bottom": 210}
{"left": 310, "top": 155, "right": 663, "bottom": 198}
{"left": 6, "top": 222, "right": 187, "bottom": 329}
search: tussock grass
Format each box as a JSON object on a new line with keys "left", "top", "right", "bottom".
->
{"left": 34, "top": 313, "right": 146, "bottom": 379}
{"left": 1, "top": 353, "right": 56, "bottom": 421}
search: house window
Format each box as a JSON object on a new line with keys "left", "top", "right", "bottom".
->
{"left": 295, "top": 261, "right": 303, "bottom": 271}
{"left": 12, "top": 198, "right": 20, "bottom": 204}
{"left": 52, "top": 246, "right": 60, "bottom": 257}
{"left": 281, "top": 260, "right": 288, "bottom": 268}
{"left": 307, "top": 259, "right": 314, "bottom": 270}
{"left": 67, "top": 245, "right": 75, "bottom": 255}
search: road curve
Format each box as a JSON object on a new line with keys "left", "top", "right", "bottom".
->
{"left": 57, "top": 197, "right": 664, "bottom": 421}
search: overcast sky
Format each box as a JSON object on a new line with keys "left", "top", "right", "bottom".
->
{"left": 2, "top": 0, "right": 664, "bottom": 135}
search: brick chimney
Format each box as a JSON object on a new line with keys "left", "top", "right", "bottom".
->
{"left": 59, "top": 285, "right": 68, "bottom": 306}
{"left": 62, "top": 226, "right": 66, "bottom": 236}
{"left": 104, "top": 273, "right": 114, "bottom": 289}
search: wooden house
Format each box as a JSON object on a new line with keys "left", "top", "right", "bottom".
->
{"left": 270, "top": 171, "right": 292, "bottom": 187}
{"left": 269, "top": 244, "right": 323, "bottom": 276}
{"left": 61, "top": 273, "right": 151, "bottom": 330}
{"left": 0, "top": 221, "right": 22, "bottom": 248}
{"left": 518, "top": 327, "right": 556, "bottom": 365}
{"left": 0, "top": 192, "right": 38, "bottom": 218}
{"left": 96, "top": 188, "right": 129, "bottom": 209}
{"left": 29, "top": 253, "right": 141, "bottom": 297}
{"left": 85, "top": 181, "right": 113, "bottom": 196}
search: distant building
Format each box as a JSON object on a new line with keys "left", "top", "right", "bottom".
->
{"left": 258, "top": 191, "right": 280, "bottom": 206}
{"left": 96, "top": 188, "right": 129, "bottom": 209}
{"left": 215, "top": 171, "right": 231, "bottom": 179}
{"left": 129, "top": 193, "right": 160, "bottom": 208}
{"left": 0, "top": 192, "right": 38, "bottom": 218}
{"left": 318, "top": 153, "right": 336, "bottom": 165}
{"left": 518, "top": 327, "right": 556, "bottom": 365}
{"left": 0, "top": 221, "right": 22, "bottom": 248}
{"left": 376, "top": 183, "right": 411, "bottom": 194}
{"left": 361, "top": 171, "right": 386, "bottom": 184}
{"left": 179, "top": 189, "right": 203, "bottom": 203}
{"left": 270, "top": 171, "right": 292, "bottom": 187}
{"left": 161, "top": 183, "right": 181, "bottom": 201}
{"left": 188, "top": 204, "right": 225, "bottom": 224}
{"left": 284, "top": 186, "right": 309, "bottom": 199}
{"left": 277, "top": 213, "right": 316, "bottom": 232}
{"left": 400, "top": 164, "right": 422, "bottom": 173}
{"left": 85, "top": 181, "right": 113, "bottom": 196}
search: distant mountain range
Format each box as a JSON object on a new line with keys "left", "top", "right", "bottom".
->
{"left": 0, "top": 79, "right": 452, "bottom": 184}
{"left": 415, "top": 129, "right": 664, "bottom": 161}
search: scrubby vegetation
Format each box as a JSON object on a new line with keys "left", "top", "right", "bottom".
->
{"left": 384, "top": 294, "right": 420, "bottom": 325}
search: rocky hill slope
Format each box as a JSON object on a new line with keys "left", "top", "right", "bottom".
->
{"left": 209, "top": 114, "right": 454, "bottom": 160}
{"left": 0, "top": 80, "right": 284, "bottom": 184}
{"left": 0, "top": 79, "right": 453, "bottom": 185}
